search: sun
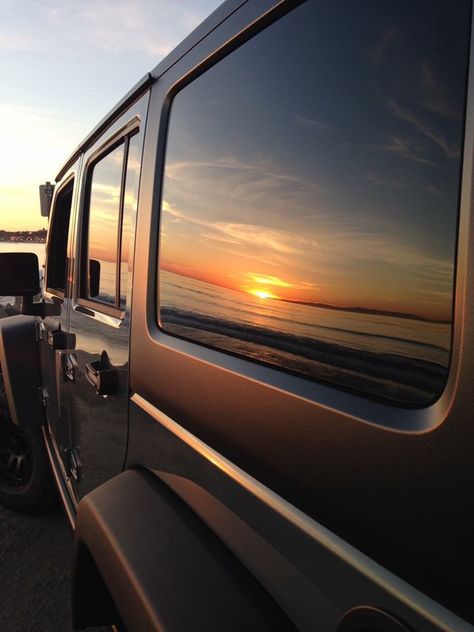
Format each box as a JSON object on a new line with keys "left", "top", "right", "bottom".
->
{"left": 248, "top": 288, "right": 276, "bottom": 300}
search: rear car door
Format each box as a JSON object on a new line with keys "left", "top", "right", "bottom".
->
{"left": 65, "top": 93, "right": 149, "bottom": 500}
{"left": 127, "top": 1, "right": 474, "bottom": 630}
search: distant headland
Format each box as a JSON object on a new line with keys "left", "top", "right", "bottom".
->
{"left": 278, "top": 298, "right": 451, "bottom": 324}
{"left": 0, "top": 229, "right": 47, "bottom": 243}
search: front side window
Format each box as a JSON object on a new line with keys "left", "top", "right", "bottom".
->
{"left": 158, "top": 0, "right": 470, "bottom": 406}
{"left": 46, "top": 178, "right": 74, "bottom": 294}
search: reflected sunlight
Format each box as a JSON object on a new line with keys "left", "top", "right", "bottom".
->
{"left": 247, "top": 288, "right": 278, "bottom": 300}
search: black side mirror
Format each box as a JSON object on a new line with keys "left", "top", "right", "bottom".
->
{"left": 0, "top": 252, "right": 40, "bottom": 296}
{"left": 89, "top": 259, "right": 101, "bottom": 298}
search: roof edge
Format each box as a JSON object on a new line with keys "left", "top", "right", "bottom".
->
{"left": 55, "top": 72, "right": 154, "bottom": 182}
{"left": 55, "top": 0, "right": 247, "bottom": 183}
{"left": 149, "top": 0, "right": 247, "bottom": 81}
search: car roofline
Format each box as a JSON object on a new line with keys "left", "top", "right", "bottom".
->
{"left": 55, "top": 0, "right": 248, "bottom": 183}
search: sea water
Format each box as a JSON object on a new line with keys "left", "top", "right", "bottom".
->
{"left": 160, "top": 270, "right": 451, "bottom": 406}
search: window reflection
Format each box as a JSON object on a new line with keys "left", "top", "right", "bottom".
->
{"left": 159, "top": 0, "right": 470, "bottom": 405}
{"left": 88, "top": 144, "right": 124, "bottom": 306}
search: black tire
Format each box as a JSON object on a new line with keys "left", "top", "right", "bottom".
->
{"left": 0, "top": 373, "right": 58, "bottom": 512}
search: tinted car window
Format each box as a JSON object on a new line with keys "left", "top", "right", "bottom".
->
{"left": 86, "top": 143, "right": 124, "bottom": 307}
{"left": 158, "top": 0, "right": 470, "bottom": 406}
{"left": 46, "top": 179, "right": 73, "bottom": 294}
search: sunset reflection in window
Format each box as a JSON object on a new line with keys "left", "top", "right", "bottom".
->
{"left": 158, "top": 0, "right": 470, "bottom": 406}
{"left": 88, "top": 143, "right": 124, "bottom": 306}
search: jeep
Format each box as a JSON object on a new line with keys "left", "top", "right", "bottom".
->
{"left": 0, "top": 1, "right": 473, "bottom": 630}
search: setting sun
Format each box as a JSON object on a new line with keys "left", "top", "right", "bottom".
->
{"left": 248, "top": 288, "right": 277, "bottom": 300}
{"left": 241, "top": 272, "right": 290, "bottom": 301}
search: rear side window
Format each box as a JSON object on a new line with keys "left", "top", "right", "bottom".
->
{"left": 46, "top": 179, "right": 74, "bottom": 294}
{"left": 158, "top": 0, "right": 471, "bottom": 406}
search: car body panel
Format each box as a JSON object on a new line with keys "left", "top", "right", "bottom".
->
{"left": 64, "top": 93, "right": 149, "bottom": 499}
{"left": 40, "top": 164, "right": 80, "bottom": 474}
{"left": 129, "top": 0, "right": 474, "bottom": 624}
{"left": 126, "top": 394, "right": 473, "bottom": 632}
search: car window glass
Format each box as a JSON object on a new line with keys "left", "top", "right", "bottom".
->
{"left": 46, "top": 179, "right": 74, "bottom": 294}
{"left": 158, "top": 0, "right": 470, "bottom": 406}
{"left": 86, "top": 144, "right": 124, "bottom": 307}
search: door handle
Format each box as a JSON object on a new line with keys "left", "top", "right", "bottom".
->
{"left": 48, "top": 327, "right": 76, "bottom": 350}
{"left": 85, "top": 361, "right": 119, "bottom": 396}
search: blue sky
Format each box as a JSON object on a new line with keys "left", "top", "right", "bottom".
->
{"left": 0, "top": 0, "right": 222, "bottom": 230}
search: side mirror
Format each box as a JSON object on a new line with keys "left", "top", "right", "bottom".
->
{"left": 89, "top": 259, "right": 101, "bottom": 298}
{"left": 39, "top": 182, "right": 55, "bottom": 218}
{"left": 0, "top": 252, "right": 61, "bottom": 318}
{"left": 0, "top": 252, "right": 40, "bottom": 296}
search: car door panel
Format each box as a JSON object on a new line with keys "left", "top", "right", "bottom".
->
{"left": 67, "top": 93, "right": 149, "bottom": 500}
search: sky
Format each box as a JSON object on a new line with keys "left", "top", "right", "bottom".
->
{"left": 1, "top": 0, "right": 469, "bottom": 321}
{"left": 0, "top": 0, "right": 222, "bottom": 231}
{"left": 159, "top": 0, "right": 470, "bottom": 320}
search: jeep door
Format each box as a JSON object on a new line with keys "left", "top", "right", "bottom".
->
{"left": 126, "top": 0, "right": 473, "bottom": 629}
{"left": 64, "top": 93, "right": 149, "bottom": 500}
{"left": 40, "top": 165, "right": 79, "bottom": 480}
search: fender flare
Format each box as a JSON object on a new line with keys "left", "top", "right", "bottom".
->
{"left": 0, "top": 314, "right": 44, "bottom": 427}
{"left": 73, "top": 468, "right": 295, "bottom": 631}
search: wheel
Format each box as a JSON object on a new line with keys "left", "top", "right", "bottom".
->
{"left": 0, "top": 372, "right": 57, "bottom": 512}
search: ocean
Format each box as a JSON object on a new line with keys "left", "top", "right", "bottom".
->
{"left": 159, "top": 270, "right": 451, "bottom": 406}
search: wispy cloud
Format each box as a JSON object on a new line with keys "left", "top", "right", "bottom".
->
{"left": 0, "top": 0, "right": 216, "bottom": 57}
{"left": 247, "top": 273, "right": 293, "bottom": 288}
{"left": 163, "top": 200, "right": 297, "bottom": 256}
{"left": 366, "top": 172, "right": 405, "bottom": 188}
{"left": 418, "top": 61, "right": 461, "bottom": 121}
{"left": 380, "top": 135, "right": 435, "bottom": 165}
{"left": 294, "top": 115, "right": 331, "bottom": 132}
{"left": 367, "top": 24, "right": 463, "bottom": 164}
{"left": 385, "top": 98, "right": 460, "bottom": 159}
{"left": 360, "top": 135, "right": 436, "bottom": 167}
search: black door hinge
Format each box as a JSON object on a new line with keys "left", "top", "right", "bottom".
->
{"left": 66, "top": 448, "right": 82, "bottom": 482}
{"left": 35, "top": 321, "right": 46, "bottom": 342}
{"left": 39, "top": 386, "right": 49, "bottom": 407}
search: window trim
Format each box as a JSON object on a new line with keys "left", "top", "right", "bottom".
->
{"left": 75, "top": 297, "right": 125, "bottom": 322}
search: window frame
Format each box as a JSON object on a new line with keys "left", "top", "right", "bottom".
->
{"left": 154, "top": 0, "right": 469, "bottom": 411}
